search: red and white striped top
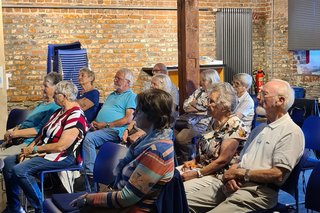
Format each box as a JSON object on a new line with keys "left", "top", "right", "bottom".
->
{"left": 39, "top": 106, "right": 88, "bottom": 163}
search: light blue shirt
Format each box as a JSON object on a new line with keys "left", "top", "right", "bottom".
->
{"left": 20, "top": 102, "right": 60, "bottom": 145}
{"left": 96, "top": 89, "right": 136, "bottom": 137}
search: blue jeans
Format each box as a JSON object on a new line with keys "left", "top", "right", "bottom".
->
{"left": 3, "top": 155, "right": 76, "bottom": 213}
{"left": 83, "top": 128, "right": 120, "bottom": 173}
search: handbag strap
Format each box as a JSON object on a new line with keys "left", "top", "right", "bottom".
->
{"left": 195, "top": 89, "right": 204, "bottom": 100}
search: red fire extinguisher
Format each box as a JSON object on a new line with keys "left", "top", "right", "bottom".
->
{"left": 253, "top": 69, "right": 265, "bottom": 94}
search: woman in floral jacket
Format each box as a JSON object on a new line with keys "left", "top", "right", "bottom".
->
{"left": 179, "top": 82, "right": 248, "bottom": 195}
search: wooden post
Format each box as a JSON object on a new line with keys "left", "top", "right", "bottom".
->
{"left": 177, "top": 0, "right": 200, "bottom": 113}
{"left": 0, "top": 0, "right": 8, "bottom": 138}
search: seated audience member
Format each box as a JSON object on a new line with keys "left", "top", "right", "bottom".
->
{"left": 122, "top": 73, "right": 175, "bottom": 144}
{"left": 83, "top": 68, "right": 136, "bottom": 174}
{"left": 152, "top": 63, "right": 179, "bottom": 107}
{"left": 179, "top": 83, "right": 248, "bottom": 194}
{"left": 187, "top": 79, "right": 305, "bottom": 212}
{"left": 71, "top": 89, "right": 175, "bottom": 212}
{"left": 77, "top": 67, "right": 100, "bottom": 123}
{"left": 2, "top": 81, "right": 88, "bottom": 213}
{"left": 175, "top": 69, "right": 220, "bottom": 164}
{"left": 0, "top": 72, "right": 62, "bottom": 164}
{"left": 232, "top": 73, "right": 255, "bottom": 132}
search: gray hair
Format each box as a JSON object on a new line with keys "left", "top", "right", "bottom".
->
{"left": 201, "top": 69, "right": 221, "bottom": 86}
{"left": 210, "top": 82, "right": 238, "bottom": 113}
{"left": 79, "top": 67, "right": 95, "bottom": 84}
{"left": 151, "top": 73, "right": 173, "bottom": 94}
{"left": 118, "top": 68, "right": 134, "bottom": 87}
{"left": 270, "top": 79, "right": 295, "bottom": 111}
{"left": 55, "top": 80, "right": 78, "bottom": 101}
{"left": 44, "top": 72, "right": 62, "bottom": 86}
{"left": 233, "top": 73, "right": 252, "bottom": 89}
{"left": 153, "top": 63, "right": 168, "bottom": 75}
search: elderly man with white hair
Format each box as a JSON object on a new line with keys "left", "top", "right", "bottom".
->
{"left": 187, "top": 79, "right": 305, "bottom": 213}
{"left": 82, "top": 68, "right": 136, "bottom": 175}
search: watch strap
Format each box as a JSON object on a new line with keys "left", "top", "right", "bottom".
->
{"left": 244, "top": 169, "right": 250, "bottom": 182}
{"left": 197, "top": 169, "right": 204, "bottom": 178}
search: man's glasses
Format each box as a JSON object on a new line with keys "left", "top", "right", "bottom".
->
{"left": 114, "top": 76, "right": 127, "bottom": 81}
{"left": 152, "top": 69, "right": 163, "bottom": 74}
{"left": 54, "top": 92, "right": 65, "bottom": 97}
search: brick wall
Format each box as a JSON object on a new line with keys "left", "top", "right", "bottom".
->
{"left": 264, "top": 0, "right": 320, "bottom": 99}
{"left": 3, "top": 0, "right": 319, "bottom": 110}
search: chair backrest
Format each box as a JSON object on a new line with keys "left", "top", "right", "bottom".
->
{"left": 251, "top": 94, "right": 259, "bottom": 129}
{"left": 6, "top": 108, "right": 28, "bottom": 130}
{"left": 288, "top": 98, "right": 319, "bottom": 127}
{"left": 302, "top": 115, "right": 320, "bottom": 151}
{"left": 93, "top": 142, "right": 128, "bottom": 186}
{"left": 47, "top": 42, "right": 81, "bottom": 73}
{"left": 280, "top": 150, "right": 307, "bottom": 199}
{"left": 155, "top": 169, "right": 188, "bottom": 213}
{"left": 58, "top": 49, "right": 88, "bottom": 92}
{"left": 305, "top": 162, "right": 320, "bottom": 211}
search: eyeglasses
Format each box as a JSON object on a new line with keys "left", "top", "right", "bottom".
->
{"left": 114, "top": 76, "right": 127, "bottom": 81}
{"left": 232, "top": 81, "right": 242, "bottom": 88}
{"left": 54, "top": 92, "right": 65, "bottom": 97}
{"left": 152, "top": 69, "right": 163, "bottom": 74}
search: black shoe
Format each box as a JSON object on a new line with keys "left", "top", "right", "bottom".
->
{"left": 74, "top": 175, "right": 94, "bottom": 192}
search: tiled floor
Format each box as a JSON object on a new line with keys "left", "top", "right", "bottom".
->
{"left": 0, "top": 171, "right": 318, "bottom": 212}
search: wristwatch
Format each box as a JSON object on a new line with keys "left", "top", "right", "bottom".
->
{"left": 105, "top": 123, "right": 110, "bottom": 128}
{"left": 244, "top": 169, "right": 250, "bottom": 182}
{"left": 197, "top": 170, "right": 204, "bottom": 178}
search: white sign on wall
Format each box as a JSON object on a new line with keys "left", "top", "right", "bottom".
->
{"left": 0, "top": 66, "right": 3, "bottom": 88}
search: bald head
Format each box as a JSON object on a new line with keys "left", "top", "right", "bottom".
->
{"left": 152, "top": 63, "right": 168, "bottom": 75}
{"left": 264, "top": 79, "right": 295, "bottom": 111}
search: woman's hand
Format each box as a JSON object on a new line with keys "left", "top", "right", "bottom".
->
{"left": 181, "top": 159, "right": 197, "bottom": 172}
{"left": 70, "top": 193, "right": 89, "bottom": 207}
{"left": 4, "top": 130, "right": 13, "bottom": 142}
{"left": 181, "top": 170, "right": 198, "bottom": 181}
{"left": 21, "top": 146, "right": 33, "bottom": 157}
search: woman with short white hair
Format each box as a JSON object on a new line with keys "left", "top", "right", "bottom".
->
{"left": 232, "top": 73, "right": 255, "bottom": 132}
{"left": 175, "top": 69, "right": 221, "bottom": 164}
{"left": 2, "top": 81, "right": 89, "bottom": 213}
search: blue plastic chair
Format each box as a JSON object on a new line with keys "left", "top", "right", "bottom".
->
{"left": 305, "top": 162, "right": 320, "bottom": 212}
{"left": 288, "top": 98, "right": 319, "bottom": 127}
{"left": 253, "top": 151, "right": 307, "bottom": 213}
{"left": 6, "top": 108, "right": 28, "bottom": 130}
{"left": 39, "top": 144, "right": 90, "bottom": 202}
{"left": 155, "top": 169, "right": 188, "bottom": 213}
{"left": 301, "top": 115, "right": 320, "bottom": 192}
{"left": 92, "top": 142, "right": 128, "bottom": 191}
{"left": 43, "top": 142, "right": 128, "bottom": 212}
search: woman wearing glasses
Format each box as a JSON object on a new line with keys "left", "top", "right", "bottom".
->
{"left": 2, "top": 81, "right": 88, "bottom": 213}
{"left": 71, "top": 89, "right": 174, "bottom": 212}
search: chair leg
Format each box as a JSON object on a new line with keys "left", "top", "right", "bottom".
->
{"left": 302, "top": 171, "right": 307, "bottom": 194}
{"left": 40, "top": 173, "right": 45, "bottom": 202}
{"left": 82, "top": 169, "right": 91, "bottom": 193}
